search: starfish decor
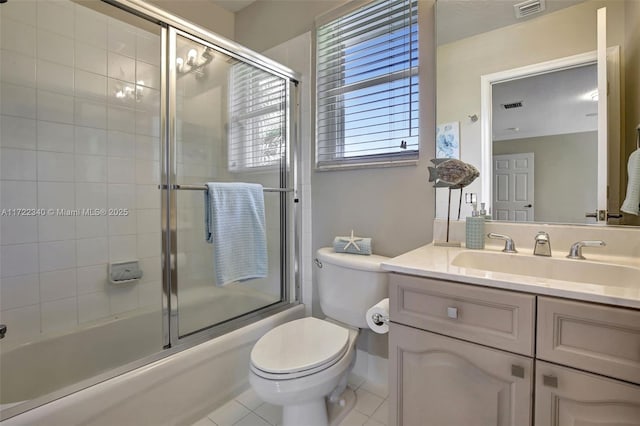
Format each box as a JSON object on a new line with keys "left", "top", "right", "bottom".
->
{"left": 340, "top": 230, "right": 363, "bottom": 252}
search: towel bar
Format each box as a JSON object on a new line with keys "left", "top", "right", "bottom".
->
{"left": 158, "top": 184, "right": 293, "bottom": 193}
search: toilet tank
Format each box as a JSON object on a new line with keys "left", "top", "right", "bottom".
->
{"left": 316, "top": 247, "right": 389, "bottom": 328}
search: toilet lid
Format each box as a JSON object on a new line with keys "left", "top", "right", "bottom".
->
{"left": 251, "top": 317, "right": 350, "bottom": 375}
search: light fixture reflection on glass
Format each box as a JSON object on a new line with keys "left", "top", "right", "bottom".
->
{"left": 176, "top": 57, "right": 184, "bottom": 71}
{"left": 187, "top": 48, "right": 198, "bottom": 65}
{"left": 175, "top": 47, "right": 215, "bottom": 79}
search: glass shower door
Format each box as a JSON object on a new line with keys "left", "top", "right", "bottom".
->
{"left": 167, "top": 30, "right": 291, "bottom": 340}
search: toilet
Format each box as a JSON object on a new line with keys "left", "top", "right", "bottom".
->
{"left": 249, "top": 247, "right": 389, "bottom": 426}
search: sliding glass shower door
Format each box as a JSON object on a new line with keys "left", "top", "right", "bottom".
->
{"left": 166, "top": 30, "right": 294, "bottom": 341}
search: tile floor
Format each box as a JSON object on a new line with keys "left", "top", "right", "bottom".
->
{"left": 191, "top": 373, "right": 389, "bottom": 426}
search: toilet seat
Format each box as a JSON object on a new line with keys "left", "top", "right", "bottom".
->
{"left": 250, "top": 317, "right": 350, "bottom": 380}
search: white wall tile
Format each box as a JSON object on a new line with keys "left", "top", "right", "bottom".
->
{"left": 0, "top": 304, "right": 40, "bottom": 345}
{"left": 136, "top": 61, "right": 160, "bottom": 90}
{"left": 0, "top": 148, "right": 37, "bottom": 180}
{"left": 76, "top": 183, "right": 107, "bottom": 209}
{"left": 107, "top": 130, "right": 136, "bottom": 158}
{"left": 108, "top": 52, "right": 135, "bottom": 83}
{"left": 39, "top": 240, "right": 76, "bottom": 272}
{"left": 75, "top": 43, "right": 107, "bottom": 75}
{"left": 1, "top": 215, "right": 38, "bottom": 245}
{"left": 138, "top": 256, "right": 161, "bottom": 281}
{"left": 137, "top": 280, "right": 160, "bottom": 308}
{"left": 136, "top": 32, "right": 160, "bottom": 66}
{"left": 1, "top": 1, "right": 36, "bottom": 26}
{"left": 108, "top": 21, "right": 136, "bottom": 58}
{"left": 38, "top": 90, "right": 74, "bottom": 124}
{"left": 37, "top": 59, "right": 74, "bottom": 95}
{"left": 37, "top": 121, "right": 74, "bottom": 153}
{"left": 107, "top": 157, "right": 135, "bottom": 183}
{"left": 108, "top": 78, "right": 136, "bottom": 109}
{"left": 137, "top": 87, "right": 159, "bottom": 113}
{"left": 1, "top": 18, "right": 36, "bottom": 56}
{"left": 75, "top": 70, "right": 107, "bottom": 101}
{"left": 136, "top": 209, "right": 160, "bottom": 234}
{"left": 108, "top": 284, "right": 138, "bottom": 314}
{"left": 37, "top": 151, "right": 75, "bottom": 182}
{"left": 108, "top": 184, "right": 135, "bottom": 209}
{"left": 135, "top": 135, "right": 159, "bottom": 161}
{"left": 41, "top": 297, "right": 77, "bottom": 334}
{"left": 78, "top": 291, "right": 110, "bottom": 323}
{"left": 137, "top": 232, "right": 160, "bottom": 258}
{"left": 109, "top": 235, "right": 137, "bottom": 261}
{"left": 135, "top": 184, "right": 160, "bottom": 209}
{"left": 107, "top": 105, "right": 135, "bottom": 133}
{"left": 1, "top": 49, "right": 36, "bottom": 88}
{"left": 37, "top": 29, "right": 74, "bottom": 66}
{"left": 1, "top": 243, "right": 39, "bottom": 277}
{"left": 0, "top": 274, "right": 39, "bottom": 310}
{"left": 37, "top": 0, "right": 74, "bottom": 39}
{"left": 75, "top": 155, "right": 107, "bottom": 183}
{"left": 40, "top": 268, "right": 76, "bottom": 302}
{"left": 77, "top": 264, "right": 108, "bottom": 295}
{"left": 75, "top": 5, "right": 107, "bottom": 49}
{"left": 1, "top": 181, "right": 37, "bottom": 208}
{"left": 76, "top": 215, "right": 108, "bottom": 239}
{"left": 76, "top": 237, "right": 108, "bottom": 267}
{"left": 38, "top": 215, "right": 76, "bottom": 242}
{"left": 135, "top": 109, "right": 160, "bottom": 137}
{"left": 1, "top": 115, "right": 37, "bottom": 150}
{"left": 75, "top": 126, "right": 107, "bottom": 155}
{"left": 1, "top": 83, "right": 37, "bottom": 119}
{"left": 37, "top": 181, "right": 75, "bottom": 210}
{"left": 74, "top": 98, "right": 107, "bottom": 129}
{"left": 108, "top": 210, "right": 136, "bottom": 236}
{"left": 135, "top": 160, "right": 159, "bottom": 184}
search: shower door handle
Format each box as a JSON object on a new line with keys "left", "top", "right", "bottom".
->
{"left": 0, "top": 324, "right": 6, "bottom": 339}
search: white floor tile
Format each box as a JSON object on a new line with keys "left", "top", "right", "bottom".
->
{"left": 363, "top": 419, "right": 386, "bottom": 426}
{"left": 354, "top": 388, "right": 384, "bottom": 417}
{"left": 338, "top": 409, "right": 369, "bottom": 426}
{"left": 207, "top": 400, "right": 251, "bottom": 426}
{"left": 254, "top": 403, "right": 282, "bottom": 426}
{"left": 370, "top": 399, "right": 388, "bottom": 425}
{"left": 235, "top": 388, "right": 264, "bottom": 411}
{"left": 360, "top": 380, "right": 389, "bottom": 399}
{"left": 233, "top": 412, "right": 271, "bottom": 426}
{"left": 347, "top": 372, "right": 366, "bottom": 390}
{"left": 192, "top": 417, "right": 217, "bottom": 426}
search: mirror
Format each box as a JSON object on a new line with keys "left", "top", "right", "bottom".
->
{"left": 435, "top": 0, "right": 640, "bottom": 226}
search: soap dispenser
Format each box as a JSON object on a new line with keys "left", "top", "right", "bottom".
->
{"left": 465, "top": 203, "right": 485, "bottom": 249}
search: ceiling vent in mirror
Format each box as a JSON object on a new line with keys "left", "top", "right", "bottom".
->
{"left": 514, "top": 0, "right": 546, "bottom": 19}
{"left": 501, "top": 101, "right": 524, "bottom": 110}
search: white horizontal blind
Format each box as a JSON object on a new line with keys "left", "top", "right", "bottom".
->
{"left": 316, "top": 0, "right": 419, "bottom": 168}
{"left": 228, "top": 63, "right": 286, "bottom": 171}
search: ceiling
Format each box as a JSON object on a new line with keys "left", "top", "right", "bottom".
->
{"left": 437, "top": 0, "right": 588, "bottom": 45}
{"left": 492, "top": 63, "right": 598, "bottom": 141}
{"left": 210, "top": 0, "right": 257, "bottom": 12}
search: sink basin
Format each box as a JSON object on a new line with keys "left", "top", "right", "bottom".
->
{"left": 451, "top": 251, "right": 639, "bottom": 288}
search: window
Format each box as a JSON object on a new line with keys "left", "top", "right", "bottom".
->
{"left": 316, "top": 0, "right": 419, "bottom": 169}
{"left": 228, "top": 63, "right": 286, "bottom": 171}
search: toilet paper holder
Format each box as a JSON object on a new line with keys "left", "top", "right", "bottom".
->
{"left": 371, "top": 312, "right": 389, "bottom": 326}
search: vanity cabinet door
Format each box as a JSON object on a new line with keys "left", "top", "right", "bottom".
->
{"left": 389, "top": 322, "right": 533, "bottom": 426}
{"left": 535, "top": 360, "right": 640, "bottom": 425}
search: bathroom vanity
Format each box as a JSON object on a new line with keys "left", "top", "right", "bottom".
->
{"left": 382, "top": 242, "right": 640, "bottom": 426}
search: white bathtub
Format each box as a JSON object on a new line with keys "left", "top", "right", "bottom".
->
{"left": 1, "top": 298, "right": 303, "bottom": 425}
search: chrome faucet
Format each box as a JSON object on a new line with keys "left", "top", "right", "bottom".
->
{"left": 487, "top": 233, "right": 517, "bottom": 253}
{"left": 566, "top": 240, "right": 606, "bottom": 260}
{"left": 533, "top": 231, "right": 552, "bottom": 256}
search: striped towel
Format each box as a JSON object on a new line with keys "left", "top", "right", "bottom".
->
{"left": 205, "top": 182, "right": 267, "bottom": 286}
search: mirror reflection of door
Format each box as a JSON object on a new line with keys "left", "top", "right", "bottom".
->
{"left": 491, "top": 63, "right": 598, "bottom": 224}
{"left": 493, "top": 153, "right": 534, "bottom": 222}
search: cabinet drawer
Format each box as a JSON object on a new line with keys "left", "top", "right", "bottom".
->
{"left": 537, "top": 297, "right": 640, "bottom": 385}
{"left": 390, "top": 274, "right": 535, "bottom": 356}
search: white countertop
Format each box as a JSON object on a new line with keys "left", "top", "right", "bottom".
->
{"left": 382, "top": 244, "right": 640, "bottom": 309}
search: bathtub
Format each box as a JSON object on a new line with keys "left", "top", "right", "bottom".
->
{"left": 1, "top": 291, "right": 303, "bottom": 425}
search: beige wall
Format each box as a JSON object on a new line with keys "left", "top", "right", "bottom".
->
{"left": 435, "top": 0, "right": 626, "bottom": 220}
{"left": 148, "top": 0, "right": 235, "bottom": 39}
{"left": 493, "top": 132, "right": 598, "bottom": 224}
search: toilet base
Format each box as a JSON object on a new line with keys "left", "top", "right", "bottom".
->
{"left": 280, "top": 386, "right": 356, "bottom": 426}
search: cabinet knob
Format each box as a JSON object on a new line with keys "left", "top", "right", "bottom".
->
{"left": 447, "top": 307, "right": 458, "bottom": 319}
{"left": 543, "top": 375, "right": 558, "bottom": 388}
{"left": 511, "top": 365, "right": 525, "bottom": 378}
